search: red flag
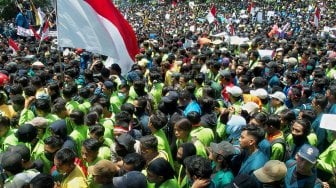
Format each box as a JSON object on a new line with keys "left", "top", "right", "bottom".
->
{"left": 229, "top": 24, "right": 235, "bottom": 36}
{"left": 8, "top": 38, "right": 19, "bottom": 52}
{"left": 172, "top": 0, "right": 177, "bottom": 8}
{"left": 29, "top": 26, "right": 41, "bottom": 40}
{"left": 206, "top": 5, "right": 217, "bottom": 23}
{"left": 247, "top": 1, "right": 255, "bottom": 14}
{"left": 40, "top": 20, "right": 49, "bottom": 41}
{"left": 57, "top": 0, "right": 139, "bottom": 74}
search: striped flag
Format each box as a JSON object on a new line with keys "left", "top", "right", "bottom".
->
{"left": 206, "top": 5, "right": 216, "bottom": 23}
{"left": 8, "top": 38, "right": 19, "bottom": 54}
{"left": 40, "top": 20, "right": 49, "bottom": 41}
{"left": 314, "top": 6, "right": 320, "bottom": 27}
{"left": 57, "top": 0, "right": 139, "bottom": 74}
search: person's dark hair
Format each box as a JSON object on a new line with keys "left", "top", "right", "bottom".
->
{"left": 70, "top": 110, "right": 85, "bottom": 125}
{"left": 120, "top": 103, "right": 135, "bottom": 115}
{"left": 89, "top": 124, "right": 105, "bottom": 138}
{"left": 328, "top": 84, "right": 336, "bottom": 98}
{"left": 134, "top": 96, "right": 147, "bottom": 112}
{"left": 178, "top": 142, "right": 196, "bottom": 162}
{"left": 97, "top": 97, "right": 110, "bottom": 110}
{"left": 52, "top": 101, "right": 67, "bottom": 115}
{"left": 30, "top": 76, "right": 42, "bottom": 87}
{"left": 314, "top": 94, "right": 328, "bottom": 109}
{"left": 179, "top": 89, "right": 192, "bottom": 101}
{"left": 90, "top": 104, "right": 103, "bottom": 116}
{"left": 35, "top": 99, "right": 51, "bottom": 113}
{"left": 17, "top": 76, "right": 29, "bottom": 87}
{"left": 199, "top": 97, "right": 215, "bottom": 114}
{"left": 85, "top": 111, "right": 99, "bottom": 126}
{"left": 1, "top": 152, "right": 23, "bottom": 175}
{"left": 194, "top": 73, "right": 205, "bottom": 85}
{"left": 11, "top": 94, "right": 25, "bottom": 107}
{"left": 0, "top": 116, "right": 10, "bottom": 127}
{"left": 115, "top": 111, "right": 132, "bottom": 125}
{"left": 123, "top": 153, "right": 146, "bottom": 172}
{"left": 186, "top": 111, "right": 201, "bottom": 125}
{"left": 279, "top": 109, "right": 296, "bottom": 125}
{"left": 147, "top": 158, "right": 175, "bottom": 181}
{"left": 251, "top": 112, "right": 268, "bottom": 127}
{"left": 10, "top": 84, "right": 23, "bottom": 95}
{"left": 265, "top": 114, "right": 281, "bottom": 130}
{"left": 43, "top": 136, "right": 64, "bottom": 149}
{"left": 294, "top": 119, "right": 311, "bottom": 136}
{"left": 54, "top": 148, "right": 76, "bottom": 165}
{"left": 79, "top": 87, "right": 90, "bottom": 99}
{"left": 140, "top": 135, "right": 158, "bottom": 151}
{"left": 184, "top": 155, "right": 212, "bottom": 179}
{"left": 202, "top": 85, "right": 215, "bottom": 98}
{"left": 150, "top": 110, "right": 167, "bottom": 130}
{"left": 24, "top": 85, "right": 37, "bottom": 97}
{"left": 62, "top": 85, "right": 75, "bottom": 99}
{"left": 174, "top": 118, "right": 192, "bottom": 132}
{"left": 82, "top": 138, "right": 100, "bottom": 152}
{"left": 242, "top": 124, "right": 265, "bottom": 145}
{"left": 30, "top": 174, "right": 54, "bottom": 188}
{"left": 299, "top": 109, "right": 316, "bottom": 123}
{"left": 252, "top": 77, "right": 267, "bottom": 89}
{"left": 9, "top": 144, "right": 31, "bottom": 162}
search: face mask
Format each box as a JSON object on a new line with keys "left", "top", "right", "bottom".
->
{"left": 292, "top": 134, "right": 306, "bottom": 146}
{"left": 44, "top": 152, "right": 55, "bottom": 162}
{"left": 118, "top": 92, "right": 126, "bottom": 101}
{"left": 176, "top": 157, "right": 183, "bottom": 165}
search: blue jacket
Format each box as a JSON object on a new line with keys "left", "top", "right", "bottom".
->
{"left": 238, "top": 149, "right": 268, "bottom": 175}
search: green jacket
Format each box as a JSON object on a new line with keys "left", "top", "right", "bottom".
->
{"left": 317, "top": 139, "right": 336, "bottom": 175}
{"left": 190, "top": 126, "right": 214, "bottom": 147}
{"left": 19, "top": 109, "right": 35, "bottom": 126}
{"left": 154, "top": 130, "right": 174, "bottom": 169}
{"left": 0, "top": 129, "right": 19, "bottom": 152}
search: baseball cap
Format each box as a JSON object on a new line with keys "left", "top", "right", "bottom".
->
{"left": 241, "top": 102, "right": 259, "bottom": 115}
{"left": 297, "top": 144, "right": 319, "bottom": 164}
{"left": 253, "top": 160, "right": 287, "bottom": 183}
{"left": 15, "top": 123, "right": 38, "bottom": 143}
{"left": 115, "top": 133, "right": 136, "bottom": 151}
{"left": 88, "top": 159, "right": 117, "bottom": 178}
{"left": 224, "top": 174, "right": 257, "bottom": 188}
{"left": 209, "top": 141, "right": 235, "bottom": 158}
{"left": 250, "top": 88, "right": 268, "bottom": 99}
{"left": 104, "top": 80, "right": 115, "bottom": 89}
{"left": 227, "top": 86, "right": 243, "bottom": 97}
{"left": 162, "top": 91, "right": 179, "bottom": 103}
{"left": 269, "top": 91, "right": 286, "bottom": 103}
{"left": 113, "top": 171, "right": 147, "bottom": 188}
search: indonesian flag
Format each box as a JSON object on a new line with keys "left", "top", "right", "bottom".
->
{"left": 57, "top": 0, "right": 139, "bottom": 74}
{"left": 314, "top": 6, "right": 320, "bottom": 27}
{"left": 172, "top": 0, "right": 177, "bottom": 8}
{"left": 40, "top": 20, "right": 49, "bottom": 41}
{"left": 247, "top": 1, "right": 255, "bottom": 14}
{"left": 206, "top": 5, "right": 216, "bottom": 23}
{"left": 8, "top": 38, "right": 19, "bottom": 54}
{"left": 29, "top": 26, "right": 41, "bottom": 40}
{"left": 229, "top": 24, "right": 235, "bottom": 36}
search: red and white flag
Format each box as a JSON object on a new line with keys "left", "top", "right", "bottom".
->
{"left": 29, "top": 26, "right": 41, "bottom": 40}
{"left": 57, "top": 0, "right": 139, "bottom": 73}
{"left": 40, "top": 20, "right": 49, "bottom": 41}
{"left": 247, "top": 1, "right": 255, "bottom": 14}
{"left": 172, "top": 0, "right": 177, "bottom": 8}
{"left": 206, "top": 5, "right": 216, "bottom": 23}
{"left": 314, "top": 6, "right": 320, "bottom": 27}
{"left": 8, "top": 38, "right": 19, "bottom": 54}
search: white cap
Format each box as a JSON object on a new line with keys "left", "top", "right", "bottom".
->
{"left": 242, "top": 102, "right": 259, "bottom": 115}
{"left": 269, "top": 91, "right": 286, "bottom": 103}
{"left": 250, "top": 88, "right": 268, "bottom": 99}
{"left": 227, "top": 86, "right": 243, "bottom": 97}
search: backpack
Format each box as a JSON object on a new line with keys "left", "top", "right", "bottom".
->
{"left": 270, "top": 138, "right": 291, "bottom": 162}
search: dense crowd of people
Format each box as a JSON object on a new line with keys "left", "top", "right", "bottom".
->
{"left": 0, "top": 0, "right": 335, "bottom": 187}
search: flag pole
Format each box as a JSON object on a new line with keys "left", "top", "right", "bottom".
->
{"left": 55, "top": 0, "right": 64, "bottom": 83}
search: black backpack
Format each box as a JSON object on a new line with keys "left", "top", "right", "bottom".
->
{"left": 270, "top": 138, "right": 291, "bottom": 162}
